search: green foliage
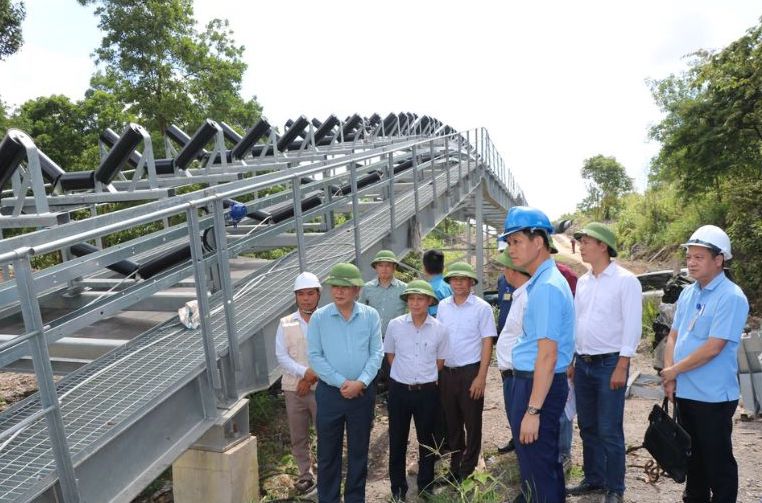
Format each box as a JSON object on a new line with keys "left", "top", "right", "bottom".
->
{"left": 649, "top": 23, "right": 762, "bottom": 197}
{"left": 0, "top": 97, "right": 7, "bottom": 131}
{"left": 3, "top": 91, "right": 135, "bottom": 171}
{"left": 614, "top": 182, "right": 726, "bottom": 258}
{"left": 726, "top": 177, "right": 762, "bottom": 312}
{"left": 577, "top": 154, "right": 633, "bottom": 220}
{"left": 0, "top": 0, "right": 25, "bottom": 60}
{"left": 642, "top": 296, "right": 660, "bottom": 346}
{"left": 80, "top": 0, "right": 262, "bottom": 134}
{"left": 8, "top": 95, "right": 90, "bottom": 169}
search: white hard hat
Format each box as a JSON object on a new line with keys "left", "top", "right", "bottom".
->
{"left": 294, "top": 272, "right": 321, "bottom": 292}
{"left": 681, "top": 225, "right": 732, "bottom": 260}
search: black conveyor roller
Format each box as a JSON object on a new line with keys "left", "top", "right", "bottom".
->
{"left": 95, "top": 123, "right": 146, "bottom": 185}
{"left": 69, "top": 242, "right": 140, "bottom": 277}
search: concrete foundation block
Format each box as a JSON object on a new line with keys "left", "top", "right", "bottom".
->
{"left": 173, "top": 434, "right": 259, "bottom": 503}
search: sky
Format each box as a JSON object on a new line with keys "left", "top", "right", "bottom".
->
{"left": 1, "top": 1, "right": 760, "bottom": 219}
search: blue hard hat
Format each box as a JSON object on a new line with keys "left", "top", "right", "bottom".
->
{"left": 500, "top": 206, "right": 554, "bottom": 238}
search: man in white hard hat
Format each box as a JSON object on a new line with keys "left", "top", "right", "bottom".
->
{"left": 661, "top": 225, "right": 749, "bottom": 503}
{"left": 275, "top": 272, "right": 322, "bottom": 494}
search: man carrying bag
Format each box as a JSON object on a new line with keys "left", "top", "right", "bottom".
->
{"left": 661, "top": 226, "right": 749, "bottom": 503}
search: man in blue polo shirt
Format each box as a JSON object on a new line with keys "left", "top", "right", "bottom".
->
{"left": 308, "top": 263, "right": 384, "bottom": 503}
{"left": 502, "top": 206, "right": 575, "bottom": 503}
{"left": 661, "top": 225, "right": 748, "bottom": 503}
{"left": 423, "top": 249, "right": 452, "bottom": 317}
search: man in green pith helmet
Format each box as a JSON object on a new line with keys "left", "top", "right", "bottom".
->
{"left": 308, "top": 262, "right": 383, "bottom": 503}
{"left": 359, "top": 250, "right": 407, "bottom": 394}
{"left": 568, "top": 222, "right": 642, "bottom": 503}
{"left": 384, "top": 280, "right": 449, "bottom": 501}
{"left": 436, "top": 261, "right": 497, "bottom": 482}
{"left": 359, "top": 250, "right": 408, "bottom": 336}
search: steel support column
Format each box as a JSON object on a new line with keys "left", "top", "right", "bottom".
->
{"left": 475, "top": 179, "right": 485, "bottom": 296}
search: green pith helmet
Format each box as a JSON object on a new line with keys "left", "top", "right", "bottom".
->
{"left": 370, "top": 249, "right": 400, "bottom": 267}
{"left": 324, "top": 263, "right": 365, "bottom": 287}
{"left": 494, "top": 250, "right": 529, "bottom": 275}
{"left": 574, "top": 222, "right": 618, "bottom": 257}
{"left": 399, "top": 279, "right": 439, "bottom": 305}
{"left": 549, "top": 236, "right": 559, "bottom": 254}
{"left": 443, "top": 261, "right": 479, "bottom": 284}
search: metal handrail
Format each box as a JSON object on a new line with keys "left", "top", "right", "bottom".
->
{"left": 0, "top": 126, "right": 518, "bottom": 502}
{"left": 0, "top": 128, "right": 515, "bottom": 265}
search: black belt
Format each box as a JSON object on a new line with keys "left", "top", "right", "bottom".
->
{"left": 443, "top": 362, "right": 480, "bottom": 373}
{"left": 513, "top": 370, "right": 567, "bottom": 379}
{"left": 391, "top": 379, "right": 437, "bottom": 391}
{"left": 500, "top": 369, "right": 514, "bottom": 380}
{"left": 576, "top": 352, "right": 619, "bottom": 363}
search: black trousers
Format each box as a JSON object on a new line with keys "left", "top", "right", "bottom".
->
{"left": 387, "top": 380, "right": 439, "bottom": 498}
{"left": 440, "top": 363, "right": 484, "bottom": 479}
{"left": 676, "top": 397, "right": 738, "bottom": 503}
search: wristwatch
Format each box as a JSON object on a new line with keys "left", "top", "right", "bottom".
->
{"left": 526, "top": 406, "right": 542, "bottom": 416}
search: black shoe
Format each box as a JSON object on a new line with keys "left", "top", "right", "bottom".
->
{"left": 604, "top": 491, "right": 623, "bottom": 503}
{"left": 498, "top": 438, "right": 516, "bottom": 454}
{"left": 566, "top": 480, "right": 605, "bottom": 496}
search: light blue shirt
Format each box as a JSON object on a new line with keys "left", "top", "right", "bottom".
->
{"left": 512, "top": 258, "right": 575, "bottom": 373}
{"left": 672, "top": 272, "right": 748, "bottom": 403}
{"left": 307, "top": 301, "right": 383, "bottom": 388}
{"left": 428, "top": 274, "right": 453, "bottom": 316}
{"left": 358, "top": 277, "right": 407, "bottom": 336}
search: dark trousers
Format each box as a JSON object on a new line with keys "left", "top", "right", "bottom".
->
{"left": 676, "top": 397, "right": 738, "bottom": 503}
{"left": 387, "top": 380, "right": 439, "bottom": 498}
{"left": 502, "top": 373, "right": 514, "bottom": 425}
{"left": 509, "top": 372, "right": 568, "bottom": 503}
{"left": 574, "top": 355, "right": 627, "bottom": 494}
{"left": 376, "top": 356, "right": 391, "bottom": 394}
{"left": 440, "top": 363, "right": 484, "bottom": 479}
{"left": 315, "top": 381, "right": 376, "bottom": 503}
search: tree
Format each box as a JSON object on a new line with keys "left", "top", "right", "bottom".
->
{"left": 649, "top": 20, "right": 762, "bottom": 196}
{"left": 647, "top": 18, "right": 762, "bottom": 309}
{"left": 0, "top": 0, "right": 25, "bottom": 60}
{"left": 79, "top": 0, "right": 262, "bottom": 135}
{"left": 7, "top": 91, "right": 134, "bottom": 170}
{"left": 577, "top": 155, "right": 633, "bottom": 220}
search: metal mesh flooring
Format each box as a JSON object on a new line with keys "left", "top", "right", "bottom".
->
{"left": 0, "top": 158, "right": 493, "bottom": 502}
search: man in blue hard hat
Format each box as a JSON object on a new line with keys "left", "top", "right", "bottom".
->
{"left": 502, "top": 206, "right": 575, "bottom": 503}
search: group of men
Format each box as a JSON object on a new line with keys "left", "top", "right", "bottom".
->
{"left": 275, "top": 204, "right": 749, "bottom": 503}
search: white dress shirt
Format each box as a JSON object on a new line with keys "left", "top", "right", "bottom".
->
{"left": 436, "top": 293, "right": 497, "bottom": 367}
{"left": 384, "top": 314, "right": 449, "bottom": 384}
{"left": 275, "top": 311, "right": 309, "bottom": 378}
{"left": 575, "top": 261, "right": 643, "bottom": 357}
{"left": 496, "top": 282, "right": 528, "bottom": 370}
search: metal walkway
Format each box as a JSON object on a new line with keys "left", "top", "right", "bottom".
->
{"left": 0, "top": 127, "right": 524, "bottom": 502}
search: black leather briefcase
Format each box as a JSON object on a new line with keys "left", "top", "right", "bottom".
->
{"left": 643, "top": 398, "right": 692, "bottom": 483}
